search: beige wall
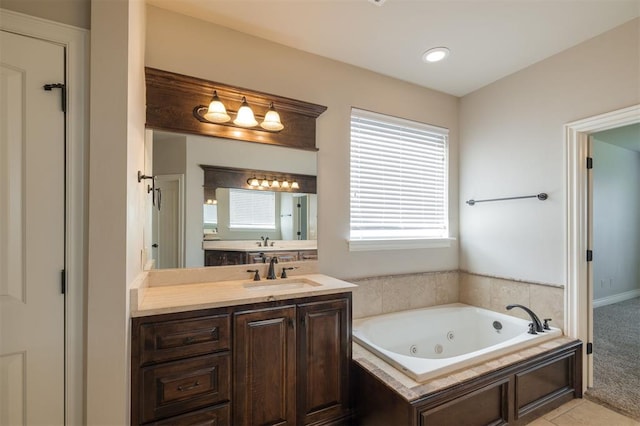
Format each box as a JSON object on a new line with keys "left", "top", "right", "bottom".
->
{"left": 86, "top": 0, "right": 146, "bottom": 423}
{"left": 1, "top": 0, "right": 90, "bottom": 28}
{"left": 459, "top": 18, "right": 640, "bottom": 286}
{"left": 145, "top": 5, "right": 460, "bottom": 280}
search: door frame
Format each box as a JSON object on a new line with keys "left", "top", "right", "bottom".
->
{"left": 153, "top": 174, "right": 185, "bottom": 268}
{"left": 565, "top": 103, "right": 640, "bottom": 391}
{"left": 0, "top": 9, "right": 88, "bottom": 424}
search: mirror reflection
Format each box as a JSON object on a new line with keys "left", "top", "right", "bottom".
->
{"left": 148, "top": 130, "right": 318, "bottom": 270}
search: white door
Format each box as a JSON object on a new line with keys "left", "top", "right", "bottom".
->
{"left": 0, "top": 31, "right": 65, "bottom": 425}
{"left": 152, "top": 175, "right": 184, "bottom": 269}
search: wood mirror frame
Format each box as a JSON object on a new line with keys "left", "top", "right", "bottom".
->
{"left": 145, "top": 67, "right": 327, "bottom": 151}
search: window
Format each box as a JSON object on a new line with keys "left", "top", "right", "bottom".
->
{"left": 350, "top": 108, "right": 449, "bottom": 249}
{"left": 229, "top": 189, "right": 276, "bottom": 229}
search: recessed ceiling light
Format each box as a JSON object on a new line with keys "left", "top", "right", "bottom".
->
{"left": 422, "top": 47, "right": 450, "bottom": 63}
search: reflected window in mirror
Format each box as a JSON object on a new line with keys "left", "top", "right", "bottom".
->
{"left": 228, "top": 189, "right": 276, "bottom": 230}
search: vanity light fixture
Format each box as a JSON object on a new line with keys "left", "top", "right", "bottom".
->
{"left": 195, "top": 92, "right": 285, "bottom": 132}
{"left": 422, "top": 47, "right": 450, "bottom": 63}
{"left": 246, "top": 176, "right": 300, "bottom": 191}
{"left": 203, "top": 90, "right": 231, "bottom": 123}
{"left": 233, "top": 96, "right": 259, "bottom": 127}
{"left": 260, "top": 102, "right": 284, "bottom": 131}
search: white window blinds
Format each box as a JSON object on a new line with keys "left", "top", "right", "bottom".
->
{"left": 229, "top": 189, "right": 276, "bottom": 229}
{"left": 350, "top": 108, "right": 449, "bottom": 241}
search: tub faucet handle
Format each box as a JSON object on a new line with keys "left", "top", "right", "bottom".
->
{"left": 247, "top": 269, "right": 260, "bottom": 281}
{"left": 543, "top": 318, "right": 552, "bottom": 330}
{"left": 528, "top": 323, "right": 538, "bottom": 335}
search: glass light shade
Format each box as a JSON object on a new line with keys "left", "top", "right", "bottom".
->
{"left": 260, "top": 178, "right": 270, "bottom": 188}
{"left": 281, "top": 180, "right": 290, "bottom": 188}
{"left": 291, "top": 181, "right": 300, "bottom": 189}
{"left": 204, "top": 91, "right": 231, "bottom": 123}
{"left": 248, "top": 178, "right": 260, "bottom": 187}
{"left": 206, "top": 199, "right": 214, "bottom": 204}
{"left": 233, "top": 97, "right": 258, "bottom": 127}
{"left": 271, "top": 179, "right": 280, "bottom": 188}
{"left": 260, "top": 103, "right": 284, "bottom": 131}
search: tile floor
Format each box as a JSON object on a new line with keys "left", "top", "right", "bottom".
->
{"left": 527, "top": 398, "right": 640, "bottom": 426}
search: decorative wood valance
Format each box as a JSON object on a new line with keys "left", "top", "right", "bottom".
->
{"left": 145, "top": 68, "right": 327, "bottom": 151}
{"left": 201, "top": 165, "right": 317, "bottom": 202}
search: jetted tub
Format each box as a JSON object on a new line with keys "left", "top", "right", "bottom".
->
{"left": 352, "top": 303, "right": 562, "bottom": 382}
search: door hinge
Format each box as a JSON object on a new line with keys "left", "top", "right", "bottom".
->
{"left": 586, "top": 342, "right": 593, "bottom": 354}
{"left": 60, "top": 269, "right": 66, "bottom": 294}
{"left": 586, "top": 157, "right": 593, "bottom": 169}
{"left": 586, "top": 250, "right": 593, "bottom": 262}
{"left": 43, "top": 83, "right": 67, "bottom": 113}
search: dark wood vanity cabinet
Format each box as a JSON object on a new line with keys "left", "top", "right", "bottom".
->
{"left": 204, "top": 249, "right": 318, "bottom": 266}
{"left": 132, "top": 293, "right": 352, "bottom": 426}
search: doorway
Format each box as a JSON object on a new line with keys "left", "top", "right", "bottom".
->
{"left": 0, "top": 9, "right": 88, "bottom": 425}
{"left": 1, "top": 29, "right": 65, "bottom": 425}
{"left": 152, "top": 174, "right": 185, "bottom": 269}
{"left": 565, "top": 104, "right": 640, "bottom": 396}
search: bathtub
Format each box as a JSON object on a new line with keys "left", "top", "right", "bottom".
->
{"left": 352, "top": 303, "right": 562, "bottom": 382}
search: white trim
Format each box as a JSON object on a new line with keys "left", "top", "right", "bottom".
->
{"left": 565, "top": 103, "right": 640, "bottom": 392}
{"left": 348, "top": 237, "right": 454, "bottom": 251}
{"left": 1, "top": 8, "right": 89, "bottom": 425}
{"left": 593, "top": 289, "right": 640, "bottom": 309}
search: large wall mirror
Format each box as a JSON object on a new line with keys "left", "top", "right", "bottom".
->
{"left": 147, "top": 130, "right": 318, "bottom": 269}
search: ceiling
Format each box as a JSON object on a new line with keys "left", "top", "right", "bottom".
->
{"left": 593, "top": 123, "right": 640, "bottom": 152}
{"left": 146, "top": 0, "right": 640, "bottom": 97}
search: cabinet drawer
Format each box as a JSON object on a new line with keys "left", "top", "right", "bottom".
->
{"left": 147, "top": 403, "right": 230, "bottom": 426}
{"left": 139, "top": 314, "right": 230, "bottom": 364}
{"left": 140, "top": 353, "right": 230, "bottom": 424}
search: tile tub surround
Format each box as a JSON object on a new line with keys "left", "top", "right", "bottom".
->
{"left": 459, "top": 272, "right": 564, "bottom": 331}
{"left": 350, "top": 271, "right": 459, "bottom": 319}
{"left": 352, "top": 336, "right": 578, "bottom": 402}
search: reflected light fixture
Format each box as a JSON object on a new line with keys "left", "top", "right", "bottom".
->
{"left": 260, "top": 102, "right": 284, "bottom": 131}
{"left": 422, "top": 47, "right": 450, "bottom": 63}
{"left": 233, "top": 96, "right": 258, "bottom": 127}
{"left": 246, "top": 176, "right": 301, "bottom": 191}
{"left": 203, "top": 90, "right": 231, "bottom": 123}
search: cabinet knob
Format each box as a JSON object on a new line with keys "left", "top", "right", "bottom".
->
{"left": 177, "top": 380, "right": 200, "bottom": 392}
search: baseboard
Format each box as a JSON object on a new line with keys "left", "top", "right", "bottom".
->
{"left": 593, "top": 289, "right": 640, "bottom": 308}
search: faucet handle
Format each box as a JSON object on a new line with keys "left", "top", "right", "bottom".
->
{"left": 543, "top": 318, "right": 552, "bottom": 330}
{"left": 528, "top": 323, "right": 538, "bottom": 335}
{"left": 247, "top": 269, "right": 260, "bottom": 281}
{"left": 281, "top": 267, "right": 296, "bottom": 279}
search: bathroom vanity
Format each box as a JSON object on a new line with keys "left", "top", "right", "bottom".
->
{"left": 202, "top": 240, "right": 318, "bottom": 266}
{"left": 130, "top": 273, "right": 355, "bottom": 425}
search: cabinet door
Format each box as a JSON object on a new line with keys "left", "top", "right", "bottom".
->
{"left": 234, "top": 306, "right": 297, "bottom": 425}
{"left": 297, "top": 298, "right": 350, "bottom": 425}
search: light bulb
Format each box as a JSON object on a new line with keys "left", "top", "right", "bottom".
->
{"left": 248, "top": 178, "right": 260, "bottom": 187}
{"left": 203, "top": 90, "right": 231, "bottom": 123}
{"left": 291, "top": 181, "right": 299, "bottom": 189}
{"left": 261, "top": 178, "right": 270, "bottom": 188}
{"left": 260, "top": 102, "right": 284, "bottom": 131}
{"left": 233, "top": 97, "right": 258, "bottom": 127}
{"left": 281, "top": 180, "right": 290, "bottom": 188}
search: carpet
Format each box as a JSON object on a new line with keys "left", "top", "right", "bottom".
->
{"left": 586, "top": 297, "right": 640, "bottom": 421}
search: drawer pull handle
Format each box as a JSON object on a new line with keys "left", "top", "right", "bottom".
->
{"left": 177, "top": 381, "right": 200, "bottom": 392}
{"left": 184, "top": 337, "right": 194, "bottom": 344}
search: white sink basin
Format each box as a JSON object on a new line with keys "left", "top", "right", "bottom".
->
{"left": 243, "top": 278, "right": 322, "bottom": 291}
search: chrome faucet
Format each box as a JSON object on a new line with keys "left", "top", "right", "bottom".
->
{"left": 264, "top": 237, "right": 270, "bottom": 247}
{"left": 267, "top": 256, "right": 278, "bottom": 280}
{"left": 506, "top": 304, "right": 545, "bottom": 334}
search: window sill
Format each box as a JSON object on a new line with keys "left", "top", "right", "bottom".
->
{"left": 348, "top": 237, "right": 455, "bottom": 252}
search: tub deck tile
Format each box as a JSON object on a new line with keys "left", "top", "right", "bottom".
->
{"left": 352, "top": 336, "right": 577, "bottom": 402}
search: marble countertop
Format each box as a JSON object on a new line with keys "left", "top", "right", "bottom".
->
{"left": 131, "top": 273, "right": 356, "bottom": 317}
{"left": 202, "top": 240, "right": 318, "bottom": 252}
